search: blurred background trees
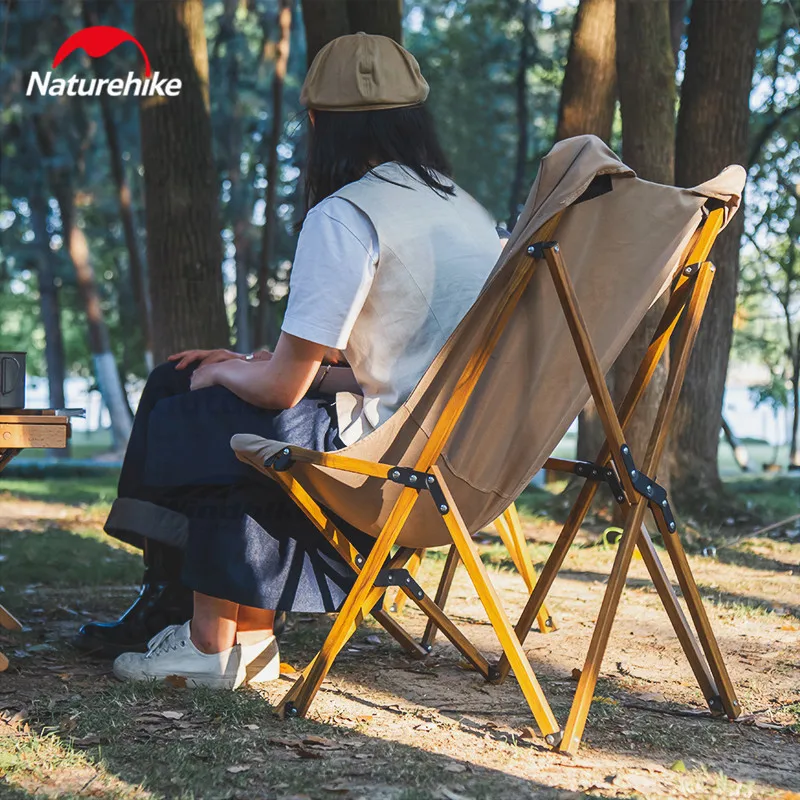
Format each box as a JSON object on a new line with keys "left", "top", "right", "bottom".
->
{"left": 0, "top": 0, "right": 798, "bottom": 503}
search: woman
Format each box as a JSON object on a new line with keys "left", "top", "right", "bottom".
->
{"left": 111, "top": 33, "right": 502, "bottom": 689}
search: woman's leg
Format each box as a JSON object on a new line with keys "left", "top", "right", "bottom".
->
{"left": 236, "top": 605, "right": 276, "bottom": 645}
{"left": 189, "top": 594, "right": 276, "bottom": 653}
{"left": 190, "top": 593, "right": 239, "bottom": 654}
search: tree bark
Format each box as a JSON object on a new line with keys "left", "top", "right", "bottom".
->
{"left": 84, "top": 0, "right": 154, "bottom": 370}
{"left": 613, "top": 0, "right": 676, "bottom": 485}
{"left": 508, "top": 0, "right": 533, "bottom": 229}
{"left": 345, "top": 0, "right": 403, "bottom": 42}
{"left": 28, "top": 186, "right": 67, "bottom": 414}
{"left": 302, "top": 0, "right": 402, "bottom": 67}
{"left": 556, "top": 0, "right": 616, "bottom": 144}
{"left": 135, "top": 0, "right": 229, "bottom": 363}
{"left": 668, "top": 0, "right": 762, "bottom": 495}
{"left": 256, "top": 0, "right": 293, "bottom": 348}
{"left": 34, "top": 115, "right": 133, "bottom": 448}
{"left": 301, "top": 0, "right": 350, "bottom": 66}
{"left": 555, "top": 0, "right": 617, "bottom": 460}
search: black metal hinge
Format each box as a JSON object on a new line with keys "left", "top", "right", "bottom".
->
{"left": 572, "top": 460, "right": 626, "bottom": 504}
{"left": 388, "top": 467, "right": 450, "bottom": 515}
{"left": 619, "top": 445, "right": 676, "bottom": 532}
{"left": 526, "top": 240, "right": 558, "bottom": 260}
{"left": 374, "top": 568, "right": 425, "bottom": 600}
{"left": 264, "top": 447, "right": 294, "bottom": 471}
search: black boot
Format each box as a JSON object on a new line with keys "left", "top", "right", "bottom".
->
{"left": 73, "top": 541, "right": 193, "bottom": 659}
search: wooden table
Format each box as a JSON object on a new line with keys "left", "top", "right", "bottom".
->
{"left": 0, "top": 409, "right": 73, "bottom": 670}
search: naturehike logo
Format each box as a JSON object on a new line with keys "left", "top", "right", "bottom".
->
{"left": 26, "top": 26, "right": 181, "bottom": 97}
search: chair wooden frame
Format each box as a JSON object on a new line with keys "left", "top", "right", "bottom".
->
{"left": 489, "top": 206, "right": 742, "bottom": 753}
{"left": 253, "top": 207, "right": 739, "bottom": 750}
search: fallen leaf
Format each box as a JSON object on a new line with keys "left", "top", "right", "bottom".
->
{"left": 364, "top": 634, "right": 382, "bottom": 645}
{"left": 443, "top": 763, "right": 467, "bottom": 773}
{"left": 161, "top": 710, "right": 184, "bottom": 720}
{"left": 779, "top": 624, "right": 799, "bottom": 631}
{"left": 670, "top": 760, "right": 687, "bottom": 773}
{"left": 165, "top": 675, "right": 187, "bottom": 688}
{"left": 570, "top": 668, "right": 582, "bottom": 681}
{"left": 296, "top": 746, "right": 324, "bottom": 759}
{"left": 226, "top": 765, "right": 250, "bottom": 773}
{"left": 414, "top": 722, "right": 437, "bottom": 732}
{"left": 302, "top": 735, "right": 340, "bottom": 749}
{"left": 243, "top": 723, "right": 260, "bottom": 731}
{"left": 439, "top": 789, "right": 473, "bottom": 800}
{"left": 518, "top": 726, "right": 537, "bottom": 739}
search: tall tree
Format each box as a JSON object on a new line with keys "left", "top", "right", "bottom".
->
{"left": 508, "top": 0, "right": 534, "bottom": 229}
{"left": 668, "top": 0, "right": 763, "bottom": 495}
{"left": 301, "top": 0, "right": 402, "bottom": 67}
{"left": 613, "top": 0, "right": 676, "bottom": 480}
{"left": 256, "top": 0, "right": 293, "bottom": 347}
{"left": 555, "top": 0, "right": 617, "bottom": 462}
{"left": 84, "top": 0, "right": 154, "bottom": 371}
{"left": 35, "top": 115, "right": 134, "bottom": 449}
{"left": 135, "top": 0, "right": 229, "bottom": 363}
{"left": 555, "top": 0, "right": 616, "bottom": 144}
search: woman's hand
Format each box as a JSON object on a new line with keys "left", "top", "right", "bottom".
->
{"left": 168, "top": 348, "right": 243, "bottom": 370}
{"left": 189, "top": 362, "right": 222, "bottom": 391}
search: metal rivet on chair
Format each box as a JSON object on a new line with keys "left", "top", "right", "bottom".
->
{"left": 622, "top": 446, "right": 629, "bottom": 453}
{"left": 282, "top": 448, "right": 290, "bottom": 455}
{"left": 669, "top": 521, "right": 676, "bottom": 531}
{"left": 439, "top": 504, "right": 449, "bottom": 513}
{"left": 630, "top": 469, "right": 637, "bottom": 478}
{"left": 427, "top": 476, "right": 435, "bottom": 484}
{"left": 392, "top": 470, "right": 401, "bottom": 479}
{"left": 527, "top": 246, "right": 535, "bottom": 255}
{"left": 661, "top": 499, "right": 668, "bottom": 507}
{"left": 646, "top": 485, "right": 652, "bottom": 494}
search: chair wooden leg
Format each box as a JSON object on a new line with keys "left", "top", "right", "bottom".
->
{"left": 433, "top": 467, "right": 562, "bottom": 744}
{"left": 277, "top": 487, "right": 421, "bottom": 717}
{"left": 501, "top": 505, "right": 556, "bottom": 633}
{"left": 421, "top": 545, "right": 460, "bottom": 650}
{"left": 651, "top": 513, "right": 741, "bottom": 719}
{"left": 495, "top": 480, "right": 600, "bottom": 682}
{"left": 559, "top": 499, "right": 649, "bottom": 753}
{"left": 635, "top": 523, "right": 719, "bottom": 705}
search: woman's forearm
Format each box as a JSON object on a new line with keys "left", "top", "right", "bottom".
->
{"left": 212, "top": 359, "right": 293, "bottom": 408}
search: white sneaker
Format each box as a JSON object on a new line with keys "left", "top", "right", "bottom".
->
{"left": 113, "top": 622, "right": 242, "bottom": 689}
{"left": 238, "top": 635, "right": 280, "bottom": 685}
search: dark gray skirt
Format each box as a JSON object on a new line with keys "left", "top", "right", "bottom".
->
{"left": 105, "top": 362, "right": 373, "bottom": 612}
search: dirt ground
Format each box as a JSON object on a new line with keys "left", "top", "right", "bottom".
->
{"left": 1, "top": 491, "right": 798, "bottom": 800}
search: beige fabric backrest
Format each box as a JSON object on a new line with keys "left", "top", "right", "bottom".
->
{"left": 234, "top": 136, "right": 746, "bottom": 548}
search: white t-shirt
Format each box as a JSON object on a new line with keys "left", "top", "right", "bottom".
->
{"left": 281, "top": 197, "right": 379, "bottom": 349}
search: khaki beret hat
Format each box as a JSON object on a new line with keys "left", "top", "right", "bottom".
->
{"left": 301, "top": 32, "right": 429, "bottom": 112}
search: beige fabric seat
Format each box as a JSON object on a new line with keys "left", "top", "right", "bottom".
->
{"left": 232, "top": 135, "right": 746, "bottom": 752}
{"left": 234, "top": 136, "right": 743, "bottom": 547}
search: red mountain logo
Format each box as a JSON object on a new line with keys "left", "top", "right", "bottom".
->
{"left": 52, "top": 27, "right": 152, "bottom": 77}
{"left": 26, "top": 26, "right": 181, "bottom": 98}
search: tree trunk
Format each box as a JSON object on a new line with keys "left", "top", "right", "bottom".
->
{"left": 84, "top": 0, "right": 154, "bottom": 370}
{"left": 508, "top": 0, "right": 533, "bottom": 229}
{"left": 345, "top": 0, "right": 403, "bottom": 42}
{"left": 302, "top": 0, "right": 402, "bottom": 67}
{"left": 28, "top": 188, "right": 67, "bottom": 415}
{"left": 301, "top": 0, "right": 350, "bottom": 66}
{"left": 256, "top": 0, "right": 293, "bottom": 348}
{"left": 135, "top": 0, "right": 229, "bottom": 363}
{"left": 668, "top": 0, "right": 762, "bottom": 495}
{"left": 613, "top": 0, "right": 676, "bottom": 486}
{"left": 556, "top": 0, "right": 616, "bottom": 144}
{"left": 555, "top": 0, "right": 617, "bottom": 461}
{"left": 34, "top": 116, "right": 133, "bottom": 449}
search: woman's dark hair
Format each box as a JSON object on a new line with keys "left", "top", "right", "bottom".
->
{"left": 300, "top": 104, "right": 454, "bottom": 224}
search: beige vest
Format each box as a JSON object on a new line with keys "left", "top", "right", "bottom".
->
{"left": 333, "top": 163, "right": 501, "bottom": 445}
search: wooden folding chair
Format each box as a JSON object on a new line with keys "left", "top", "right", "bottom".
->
{"left": 491, "top": 213, "right": 743, "bottom": 753}
{"left": 233, "top": 135, "right": 745, "bottom": 748}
